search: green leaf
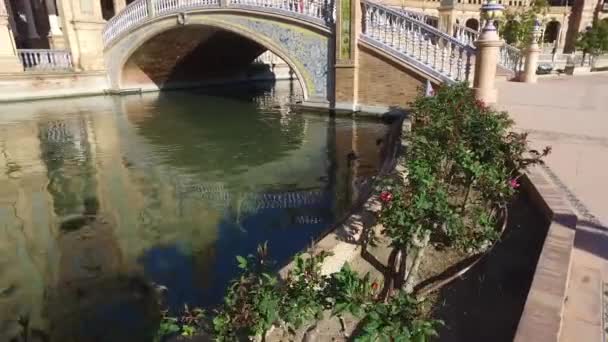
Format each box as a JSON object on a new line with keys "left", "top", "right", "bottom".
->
{"left": 236, "top": 255, "right": 248, "bottom": 269}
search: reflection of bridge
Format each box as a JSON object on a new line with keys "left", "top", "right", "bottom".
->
{"left": 98, "top": 0, "right": 516, "bottom": 108}
{"left": 178, "top": 182, "right": 327, "bottom": 210}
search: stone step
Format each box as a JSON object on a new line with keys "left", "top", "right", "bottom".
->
{"left": 559, "top": 263, "right": 603, "bottom": 342}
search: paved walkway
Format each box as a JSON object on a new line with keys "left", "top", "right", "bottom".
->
{"left": 496, "top": 73, "right": 608, "bottom": 341}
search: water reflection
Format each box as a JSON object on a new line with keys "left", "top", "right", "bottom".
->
{"left": 0, "top": 81, "right": 388, "bottom": 341}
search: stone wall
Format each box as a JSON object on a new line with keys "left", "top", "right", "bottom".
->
{"left": 0, "top": 71, "right": 108, "bottom": 102}
{"left": 357, "top": 44, "right": 427, "bottom": 109}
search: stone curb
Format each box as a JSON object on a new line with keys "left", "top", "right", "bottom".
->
{"left": 513, "top": 166, "right": 578, "bottom": 342}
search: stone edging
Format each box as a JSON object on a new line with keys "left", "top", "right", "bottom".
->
{"left": 513, "top": 166, "right": 578, "bottom": 342}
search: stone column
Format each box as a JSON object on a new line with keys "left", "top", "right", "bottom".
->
{"left": 0, "top": 0, "right": 23, "bottom": 72}
{"left": 333, "top": 0, "right": 361, "bottom": 111}
{"left": 473, "top": 0, "right": 504, "bottom": 104}
{"left": 21, "top": 0, "right": 40, "bottom": 39}
{"left": 438, "top": 0, "right": 457, "bottom": 35}
{"left": 521, "top": 19, "right": 542, "bottom": 83}
{"left": 114, "top": 0, "right": 127, "bottom": 13}
{"left": 46, "top": 0, "right": 66, "bottom": 49}
{"left": 56, "top": 0, "right": 106, "bottom": 71}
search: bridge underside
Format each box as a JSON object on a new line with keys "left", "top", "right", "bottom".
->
{"left": 105, "top": 13, "right": 332, "bottom": 103}
{"left": 122, "top": 26, "right": 270, "bottom": 91}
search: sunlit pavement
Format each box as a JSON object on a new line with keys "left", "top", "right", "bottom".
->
{"left": 497, "top": 72, "right": 608, "bottom": 341}
{"left": 497, "top": 73, "right": 608, "bottom": 227}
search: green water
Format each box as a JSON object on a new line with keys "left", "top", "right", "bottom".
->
{"left": 0, "top": 81, "right": 389, "bottom": 341}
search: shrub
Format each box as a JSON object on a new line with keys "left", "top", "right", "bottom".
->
{"left": 379, "top": 83, "right": 549, "bottom": 292}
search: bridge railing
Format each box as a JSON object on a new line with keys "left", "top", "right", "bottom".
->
{"left": 453, "top": 23, "right": 479, "bottom": 47}
{"left": 498, "top": 43, "right": 524, "bottom": 74}
{"left": 103, "top": 0, "right": 334, "bottom": 47}
{"left": 396, "top": 8, "right": 439, "bottom": 27}
{"left": 451, "top": 21, "right": 524, "bottom": 74}
{"left": 361, "top": 0, "right": 474, "bottom": 83}
{"left": 17, "top": 49, "right": 73, "bottom": 71}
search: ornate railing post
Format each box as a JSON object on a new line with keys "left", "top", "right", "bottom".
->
{"left": 333, "top": 0, "right": 361, "bottom": 110}
{"left": 473, "top": 0, "right": 504, "bottom": 104}
{"left": 521, "top": 19, "right": 541, "bottom": 83}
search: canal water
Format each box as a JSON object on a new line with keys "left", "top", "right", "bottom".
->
{"left": 0, "top": 81, "right": 389, "bottom": 341}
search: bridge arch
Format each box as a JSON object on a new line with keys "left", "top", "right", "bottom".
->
{"left": 104, "top": 9, "right": 333, "bottom": 102}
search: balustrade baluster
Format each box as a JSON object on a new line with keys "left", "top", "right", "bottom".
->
{"left": 465, "top": 50, "right": 472, "bottom": 81}
{"left": 390, "top": 18, "right": 396, "bottom": 47}
{"left": 456, "top": 46, "right": 463, "bottom": 80}
{"left": 432, "top": 40, "right": 438, "bottom": 69}
{"left": 396, "top": 20, "right": 404, "bottom": 52}
{"left": 425, "top": 38, "right": 430, "bottom": 64}
{"left": 418, "top": 29, "right": 423, "bottom": 60}
{"left": 447, "top": 43, "right": 455, "bottom": 77}
{"left": 440, "top": 41, "right": 446, "bottom": 73}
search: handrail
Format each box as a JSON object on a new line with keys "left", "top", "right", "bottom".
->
{"left": 17, "top": 49, "right": 73, "bottom": 71}
{"left": 361, "top": 0, "right": 475, "bottom": 83}
{"left": 102, "top": 0, "right": 335, "bottom": 48}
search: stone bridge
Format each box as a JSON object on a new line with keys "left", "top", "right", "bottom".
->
{"left": 103, "top": 0, "right": 514, "bottom": 108}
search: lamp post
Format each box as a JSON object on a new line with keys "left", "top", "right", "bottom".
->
{"left": 473, "top": 0, "right": 504, "bottom": 104}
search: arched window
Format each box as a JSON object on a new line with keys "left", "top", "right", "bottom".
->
{"left": 100, "top": 0, "right": 115, "bottom": 20}
{"left": 465, "top": 18, "right": 480, "bottom": 31}
{"left": 543, "top": 21, "right": 561, "bottom": 44}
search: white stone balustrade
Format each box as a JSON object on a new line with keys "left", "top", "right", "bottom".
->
{"left": 102, "top": 0, "right": 335, "bottom": 47}
{"left": 17, "top": 49, "right": 73, "bottom": 71}
{"left": 498, "top": 43, "right": 524, "bottom": 73}
{"left": 361, "top": 0, "right": 475, "bottom": 83}
{"left": 452, "top": 21, "right": 524, "bottom": 75}
{"left": 453, "top": 23, "right": 479, "bottom": 46}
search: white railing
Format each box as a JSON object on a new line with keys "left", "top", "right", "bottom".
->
{"left": 361, "top": 0, "right": 475, "bottom": 83}
{"left": 498, "top": 43, "right": 524, "bottom": 73}
{"left": 396, "top": 8, "right": 438, "bottom": 27}
{"left": 154, "top": 0, "right": 218, "bottom": 15}
{"left": 451, "top": 22, "right": 524, "bottom": 74}
{"left": 230, "top": 0, "right": 334, "bottom": 21}
{"left": 17, "top": 49, "right": 73, "bottom": 71}
{"left": 102, "top": 0, "right": 334, "bottom": 47}
{"left": 453, "top": 23, "right": 479, "bottom": 46}
{"left": 254, "top": 50, "right": 285, "bottom": 64}
{"left": 103, "top": 0, "right": 149, "bottom": 47}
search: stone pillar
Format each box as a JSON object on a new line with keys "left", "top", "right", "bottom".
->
{"left": 473, "top": 0, "right": 504, "bottom": 104}
{"left": 521, "top": 19, "right": 542, "bottom": 83}
{"left": 333, "top": 0, "right": 361, "bottom": 110}
{"left": 21, "top": 0, "right": 40, "bottom": 39}
{"left": 114, "top": 0, "right": 127, "bottom": 13}
{"left": 46, "top": 0, "right": 66, "bottom": 49}
{"left": 438, "top": 0, "right": 457, "bottom": 35}
{"left": 0, "top": 0, "right": 23, "bottom": 72}
{"left": 56, "top": 0, "right": 106, "bottom": 71}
